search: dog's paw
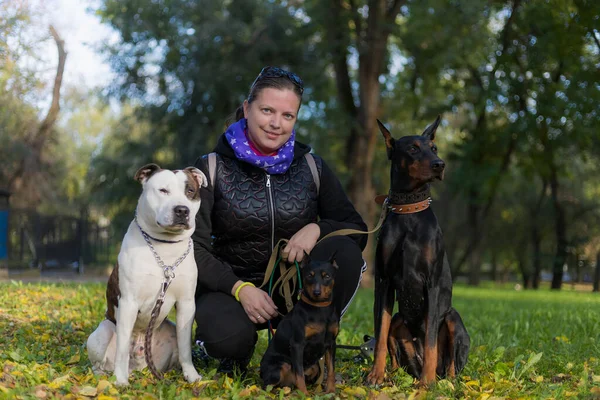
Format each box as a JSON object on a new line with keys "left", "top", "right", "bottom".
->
{"left": 365, "top": 369, "right": 385, "bottom": 386}
{"left": 114, "top": 379, "right": 130, "bottom": 387}
{"left": 183, "top": 367, "right": 202, "bottom": 383}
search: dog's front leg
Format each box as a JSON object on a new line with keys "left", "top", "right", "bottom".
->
{"left": 176, "top": 297, "right": 201, "bottom": 383}
{"left": 114, "top": 297, "right": 138, "bottom": 386}
{"left": 290, "top": 343, "right": 308, "bottom": 395}
{"left": 324, "top": 344, "right": 336, "bottom": 394}
{"left": 421, "top": 287, "right": 440, "bottom": 386}
{"left": 366, "top": 277, "right": 394, "bottom": 385}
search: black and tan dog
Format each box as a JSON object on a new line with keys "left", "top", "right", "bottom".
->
{"left": 366, "top": 117, "right": 470, "bottom": 386}
{"left": 260, "top": 254, "right": 339, "bottom": 395}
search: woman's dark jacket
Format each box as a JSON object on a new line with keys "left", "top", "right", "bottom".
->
{"left": 193, "top": 134, "right": 368, "bottom": 294}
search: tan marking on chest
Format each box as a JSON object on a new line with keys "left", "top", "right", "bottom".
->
{"left": 328, "top": 323, "right": 339, "bottom": 338}
{"left": 305, "top": 323, "right": 325, "bottom": 338}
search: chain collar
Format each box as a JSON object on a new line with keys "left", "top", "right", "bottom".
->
{"left": 136, "top": 218, "right": 193, "bottom": 286}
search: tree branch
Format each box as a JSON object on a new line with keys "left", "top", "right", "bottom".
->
{"left": 36, "top": 25, "right": 67, "bottom": 148}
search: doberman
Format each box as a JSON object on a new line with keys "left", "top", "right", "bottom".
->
{"left": 260, "top": 254, "right": 339, "bottom": 395}
{"left": 366, "top": 116, "right": 470, "bottom": 386}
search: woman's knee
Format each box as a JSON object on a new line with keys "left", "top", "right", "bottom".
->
{"left": 194, "top": 292, "right": 257, "bottom": 359}
{"left": 312, "top": 235, "right": 364, "bottom": 272}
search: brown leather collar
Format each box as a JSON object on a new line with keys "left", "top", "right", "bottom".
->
{"left": 300, "top": 293, "right": 332, "bottom": 308}
{"left": 375, "top": 195, "right": 432, "bottom": 214}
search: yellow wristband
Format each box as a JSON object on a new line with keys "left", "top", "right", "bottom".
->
{"left": 234, "top": 282, "right": 255, "bottom": 302}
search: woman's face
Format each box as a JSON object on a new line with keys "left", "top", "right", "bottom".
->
{"left": 243, "top": 87, "right": 300, "bottom": 155}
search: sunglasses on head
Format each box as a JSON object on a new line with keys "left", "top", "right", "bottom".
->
{"left": 250, "top": 66, "right": 304, "bottom": 95}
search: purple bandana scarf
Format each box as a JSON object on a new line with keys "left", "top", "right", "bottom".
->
{"left": 225, "top": 118, "right": 295, "bottom": 174}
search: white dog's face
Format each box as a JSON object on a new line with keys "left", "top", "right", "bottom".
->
{"left": 134, "top": 164, "right": 207, "bottom": 236}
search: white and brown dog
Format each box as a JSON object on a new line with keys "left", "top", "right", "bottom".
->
{"left": 86, "top": 164, "right": 207, "bottom": 386}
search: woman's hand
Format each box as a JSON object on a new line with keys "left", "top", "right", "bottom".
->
{"left": 281, "top": 223, "right": 320, "bottom": 264}
{"left": 233, "top": 281, "right": 278, "bottom": 324}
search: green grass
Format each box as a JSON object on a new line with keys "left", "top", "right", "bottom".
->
{"left": 1, "top": 282, "right": 600, "bottom": 399}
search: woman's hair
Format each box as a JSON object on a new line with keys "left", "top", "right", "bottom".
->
{"left": 226, "top": 66, "right": 304, "bottom": 127}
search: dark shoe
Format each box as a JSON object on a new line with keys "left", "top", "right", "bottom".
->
{"left": 217, "top": 356, "right": 251, "bottom": 377}
{"left": 192, "top": 341, "right": 214, "bottom": 370}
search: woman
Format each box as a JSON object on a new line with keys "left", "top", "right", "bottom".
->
{"left": 192, "top": 66, "right": 368, "bottom": 373}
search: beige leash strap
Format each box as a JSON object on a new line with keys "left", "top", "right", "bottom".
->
{"left": 259, "top": 200, "right": 390, "bottom": 313}
{"left": 318, "top": 199, "right": 389, "bottom": 242}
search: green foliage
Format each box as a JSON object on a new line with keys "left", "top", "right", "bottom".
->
{"left": 1, "top": 283, "right": 600, "bottom": 398}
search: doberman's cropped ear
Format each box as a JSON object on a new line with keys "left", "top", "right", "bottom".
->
{"left": 328, "top": 250, "right": 337, "bottom": 265}
{"left": 301, "top": 251, "right": 311, "bottom": 267}
{"left": 421, "top": 115, "right": 441, "bottom": 141}
{"left": 377, "top": 119, "right": 395, "bottom": 160}
{"left": 135, "top": 164, "right": 161, "bottom": 184}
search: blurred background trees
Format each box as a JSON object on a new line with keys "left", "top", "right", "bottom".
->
{"left": 2, "top": 0, "right": 599, "bottom": 289}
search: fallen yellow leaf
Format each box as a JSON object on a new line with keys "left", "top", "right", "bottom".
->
{"left": 48, "top": 374, "right": 71, "bottom": 389}
{"left": 78, "top": 386, "right": 98, "bottom": 397}
{"left": 66, "top": 353, "right": 80, "bottom": 365}
{"left": 238, "top": 384, "right": 260, "bottom": 397}
{"left": 96, "top": 379, "right": 112, "bottom": 393}
{"left": 343, "top": 386, "right": 367, "bottom": 397}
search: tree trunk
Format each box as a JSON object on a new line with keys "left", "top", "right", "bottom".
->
{"left": 490, "top": 251, "right": 497, "bottom": 282}
{"left": 531, "top": 224, "right": 542, "bottom": 289}
{"left": 593, "top": 251, "right": 600, "bottom": 292}
{"left": 7, "top": 25, "right": 67, "bottom": 192}
{"left": 518, "top": 251, "right": 530, "bottom": 289}
{"left": 531, "top": 180, "right": 547, "bottom": 290}
{"left": 328, "top": 0, "right": 406, "bottom": 270}
{"left": 549, "top": 163, "right": 567, "bottom": 290}
{"left": 467, "top": 191, "right": 481, "bottom": 286}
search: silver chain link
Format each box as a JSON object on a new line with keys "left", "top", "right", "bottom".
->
{"left": 135, "top": 217, "right": 192, "bottom": 295}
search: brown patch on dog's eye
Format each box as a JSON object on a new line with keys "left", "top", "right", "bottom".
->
{"left": 182, "top": 169, "right": 201, "bottom": 200}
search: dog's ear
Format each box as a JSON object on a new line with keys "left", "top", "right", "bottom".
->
{"left": 302, "top": 251, "right": 311, "bottom": 266}
{"left": 184, "top": 167, "right": 208, "bottom": 188}
{"left": 135, "top": 164, "right": 161, "bottom": 184}
{"left": 377, "top": 119, "right": 395, "bottom": 160}
{"left": 421, "top": 115, "right": 441, "bottom": 141}
{"left": 328, "top": 250, "right": 337, "bottom": 265}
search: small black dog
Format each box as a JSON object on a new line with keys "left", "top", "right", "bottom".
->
{"left": 367, "top": 116, "right": 470, "bottom": 386}
{"left": 260, "top": 254, "right": 339, "bottom": 395}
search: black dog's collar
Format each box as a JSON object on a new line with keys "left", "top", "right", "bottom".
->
{"left": 134, "top": 215, "right": 184, "bottom": 244}
{"left": 388, "top": 186, "right": 431, "bottom": 205}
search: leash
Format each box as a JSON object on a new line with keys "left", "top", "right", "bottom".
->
{"left": 266, "top": 257, "right": 302, "bottom": 343}
{"left": 137, "top": 221, "right": 192, "bottom": 380}
{"left": 259, "top": 199, "right": 391, "bottom": 315}
{"left": 260, "top": 199, "right": 390, "bottom": 344}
